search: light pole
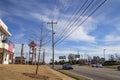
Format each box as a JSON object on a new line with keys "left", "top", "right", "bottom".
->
{"left": 103, "top": 49, "right": 106, "bottom": 61}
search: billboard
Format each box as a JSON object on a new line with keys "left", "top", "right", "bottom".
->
{"left": 59, "top": 56, "right": 66, "bottom": 59}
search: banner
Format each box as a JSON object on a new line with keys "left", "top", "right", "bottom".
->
{"left": 7, "top": 40, "right": 14, "bottom": 52}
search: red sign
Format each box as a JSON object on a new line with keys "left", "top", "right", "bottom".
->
{"left": 29, "top": 41, "right": 36, "bottom": 48}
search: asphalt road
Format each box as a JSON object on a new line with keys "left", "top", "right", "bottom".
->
{"left": 54, "top": 65, "right": 120, "bottom": 80}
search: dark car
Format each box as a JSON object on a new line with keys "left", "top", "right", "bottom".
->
{"left": 117, "top": 66, "right": 120, "bottom": 71}
{"left": 62, "top": 63, "right": 73, "bottom": 70}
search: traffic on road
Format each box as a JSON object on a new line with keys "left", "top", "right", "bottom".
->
{"left": 54, "top": 64, "right": 120, "bottom": 80}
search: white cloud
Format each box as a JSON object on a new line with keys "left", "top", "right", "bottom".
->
{"left": 105, "top": 33, "right": 120, "bottom": 41}
{"left": 69, "top": 27, "right": 95, "bottom": 42}
{"left": 30, "top": 13, "right": 51, "bottom": 22}
{"left": 14, "top": 44, "right": 29, "bottom": 56}
{"left": 68, "top": 17, "right": 97, "bottom": 42}
{"left": 59, "top": 0, "right": 70, "bottom": 7}
{"left": 104, "top": 24, "right": 120, "bottom": 42}
{"left": 68, "top": 44, "right": 120, "bottom": 59}
{"left": 14, "top": 33, "right": 25, "bottom": 40}
{"left": 55, "top": 49, "right": 76, "bottom": 55}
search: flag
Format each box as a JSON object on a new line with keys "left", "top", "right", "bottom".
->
{"left": 7, "top": 40, "right": 14, "bottom": 52}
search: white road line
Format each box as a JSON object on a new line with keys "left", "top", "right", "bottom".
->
{"left": 76, "top": 74, "right": 94, "bottom": 80}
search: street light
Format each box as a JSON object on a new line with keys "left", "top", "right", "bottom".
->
{"left": 103, "top": 49, "right": 106, "bottom": 61}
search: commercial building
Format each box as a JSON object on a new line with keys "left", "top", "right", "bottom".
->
{"left": 0, "top": 19, "right": 15, "bottom": 64}
{"left": 15, "top": 57, "right": 25, "bottom": 64}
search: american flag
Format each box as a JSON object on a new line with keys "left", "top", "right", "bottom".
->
{"left": 7, "top": 40, "right": 14, "bottom": 52}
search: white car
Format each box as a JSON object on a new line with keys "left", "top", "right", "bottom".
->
{"left": 92, "top": 63, "right": 103, "bottom": 68}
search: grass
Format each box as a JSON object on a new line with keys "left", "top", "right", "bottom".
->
{"left": 104, "top": 65, "right": 120, "bottom": 69}
{"left": 0, "top": 64, "right": 68, "bottom": 80}
{"left": 52, "top": 68, "right": 88, "bottom": 80}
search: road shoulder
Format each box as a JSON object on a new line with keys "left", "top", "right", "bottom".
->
{"left": 46, "top": 66, "right": 75, "bottom": 80}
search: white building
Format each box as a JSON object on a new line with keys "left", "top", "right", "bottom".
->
{"left": 0, "top": 19, "right": 14, "bottom": 64}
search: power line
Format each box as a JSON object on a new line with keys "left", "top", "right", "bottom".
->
{"left": 55, "top": 0, "right": 95, "bottom": 44}
{"left": 55, "top": 0, "right": 81, "bottom": 37}
{"left": 55, "top": 0, "right": 105, "bottom": 45}
{"left": 55, "top": 0, "right": 87, "bottom": 42}
{"left": 55, "top": 0, "right": 107, "bottom": 47}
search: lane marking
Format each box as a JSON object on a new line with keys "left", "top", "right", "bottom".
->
{"left": 76, "top": 74, "right": 94, "bottom": 80}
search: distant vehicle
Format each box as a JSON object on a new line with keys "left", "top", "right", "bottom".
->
{"left": 62, "top": 63, "right": 73, "bottom": 70}
{"left": 117, "top": 66, "right": 120, "bottom": 71}
{"left": 92, "top": 63, "right": 103, "bottom": 68}
{"left": 92, "top": 64, "right": 97, "bottom": 67}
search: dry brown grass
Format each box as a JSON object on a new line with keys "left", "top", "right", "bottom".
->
{"left": 0, "top": 64, "right": 74, "bottom": 80}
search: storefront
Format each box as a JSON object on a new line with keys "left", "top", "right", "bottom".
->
{"left": 0, "top": 19, "right": 14, "bottom": 64}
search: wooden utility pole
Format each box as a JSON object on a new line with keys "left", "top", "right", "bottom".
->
{"left": 21, "top": 43, "right": 24, "bottom": 64}
{"left": 47, "top": 21, "right": 57, "bottom": 68}
{"left": 43, "top": 49, "right": 45, "bottom": 65}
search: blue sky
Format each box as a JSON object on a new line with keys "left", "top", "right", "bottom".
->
{"left": 0, "top": 0, "right": 120, "bottom": 62}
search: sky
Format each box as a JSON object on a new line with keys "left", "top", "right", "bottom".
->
{"left": 0, "top": 0, "right": 120, "bottom": 63}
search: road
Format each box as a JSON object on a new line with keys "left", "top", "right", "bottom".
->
{"left": 54, "top": 65, "right": 120, "bottom": 80}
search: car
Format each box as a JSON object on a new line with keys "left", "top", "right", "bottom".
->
{"left": 117, "top": 66, "right": 120, "bottom": 71}
{"left": 92, "top": 63, "right": 103, "bottom": 68}
{"left": 62, "top": 63, "right": 73, "bottom": 70}
{"left": 96, "top": 63, "right": 103, "bottom": 68}
{"left": 92, "top": 64, "right": 97, "bottom": 67}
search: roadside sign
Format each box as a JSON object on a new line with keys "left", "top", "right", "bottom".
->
{"left": 29, "top": 41, "right": 36, "bottom": 48}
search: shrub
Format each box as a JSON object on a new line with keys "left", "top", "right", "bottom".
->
{"left": 103, "top": 61, "right": 119, "bottom": 66}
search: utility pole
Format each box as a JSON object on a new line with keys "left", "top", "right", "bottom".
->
{"left": 43, "top": 49, "right": 45, "bottom": 65}
{"left": 78, "top": 50, "right": 80, "bottom": 64}
{"left": 103, "top": 49, "right": 106, "bottom": 61}
{"left": 78, "top": 50, "right": 80, "bottom": 59}
{"left": 47, "top": 20, "right": 57, "bottom": 68}
{"left": 21, "top": 44, "right": 24, "bottom": 64}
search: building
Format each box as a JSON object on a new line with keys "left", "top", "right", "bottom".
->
{"left": 0, "top": 19, "right": 15, "bottom": 64}
{"left": 15, "top": 57, "right": 25, "bottom": 64}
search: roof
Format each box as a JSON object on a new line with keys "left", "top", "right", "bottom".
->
{"left": 0, "top": 19, "right": 11, "bottom": 36}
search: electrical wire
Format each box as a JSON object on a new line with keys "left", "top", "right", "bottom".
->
{"left": 55, "top": 0, "right": 107, "bottom": 47}
{"left": 55, "top": 0, "right": 94, "bottom": 44}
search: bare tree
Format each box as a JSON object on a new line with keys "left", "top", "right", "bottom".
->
{"left": 24, "top": 23, "right": 51, "bottom": 75}
{"left": 108, "top": 54, "right": 115, "bottom": 61}
{"left": 114, "top": 53, "right": 120, "bottom": 62}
